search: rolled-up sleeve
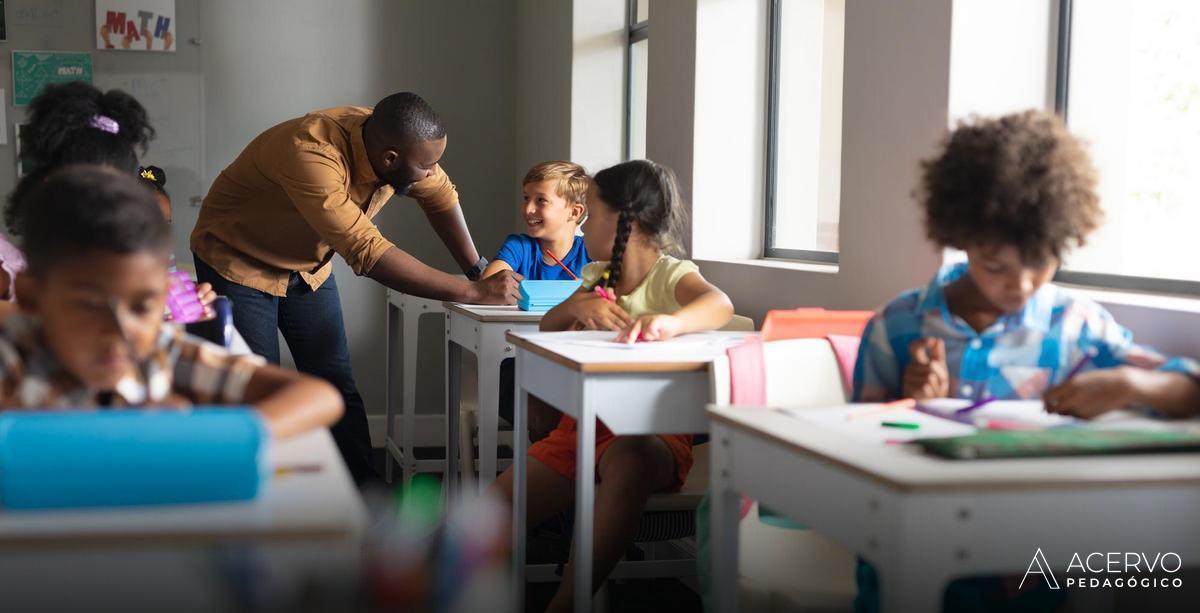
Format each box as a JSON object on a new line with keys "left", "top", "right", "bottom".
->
{"left": 407, "top": 164, "right": 460, "bottom": 214}
{"left": 277, "top": 145, "right": 396, "bottom": 275}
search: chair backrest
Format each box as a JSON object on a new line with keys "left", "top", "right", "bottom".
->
{"left": 760, "top": 308, "right": 873, "bottom": 342}
{"left": 711, "top": 338, "right": 848, "bottom": 408}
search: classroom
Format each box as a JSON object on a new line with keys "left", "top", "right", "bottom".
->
{"left": 0, "top": 0, "right": 1197, "bottom": 612}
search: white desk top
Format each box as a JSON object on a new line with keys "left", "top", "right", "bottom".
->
{"left": 709, "top": 404, "right": 1200, "bottom": 493}
{"left": 507, "top": 330, "right": 752, "bottom": 373}
{"left": 0, "top": 429, "right": 367, "bottom": 546}
{"left": 445, "top": 303, "right": 545, "bottom": 323}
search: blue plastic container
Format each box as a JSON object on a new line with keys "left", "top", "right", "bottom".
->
{"left": 518, "top": 279, "right": 582, "bottom": 312}
{"left": 0, "top": 408, "right": 267, "bottom": 510}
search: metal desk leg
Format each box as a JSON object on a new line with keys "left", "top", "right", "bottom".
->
{"left": 511, "top": 350, "right": 528, "bottom": 611}
{"left": 710, "top": 422, "right": 742, "bottom": 613}
{"left": 574, "top": 391, "right": 597, "bottom": 613}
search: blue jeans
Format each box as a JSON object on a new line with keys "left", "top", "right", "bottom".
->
{"left": 194, "top": 256, "right": 376, "bottom": 484}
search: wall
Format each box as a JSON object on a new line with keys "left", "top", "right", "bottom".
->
{"left": 514, "top": 0, "right": 573, "bottom": 229}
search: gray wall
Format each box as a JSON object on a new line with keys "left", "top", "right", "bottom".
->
{"left": 1, "top": 0, "right": 521, "bottom": 416}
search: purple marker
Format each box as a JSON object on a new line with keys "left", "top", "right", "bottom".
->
{"left": 1064, "top": 347, "right": 1099, "bottom": 381}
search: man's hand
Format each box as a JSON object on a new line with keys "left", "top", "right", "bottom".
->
{"left": 468, "top": 270, "right": 523, "bottom": 305}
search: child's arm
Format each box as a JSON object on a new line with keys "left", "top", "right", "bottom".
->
{"left": 540, "top": 288, "right": 632, "bottom": 332}
{"left": 241, "top": 364, "right": 345, "bottom": 438}
{"left": 615, "top": 272, "right": 732, "bottom": 342}
{"left": 482, "top": 259, "right": 513, "bottom": 279}
{"left": 1044, "top": 368, "right": 1200, "bottom": 419}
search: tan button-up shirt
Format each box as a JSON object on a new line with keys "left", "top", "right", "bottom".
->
{"left": 191, "top": 106, "right": 459, "bottom": 296}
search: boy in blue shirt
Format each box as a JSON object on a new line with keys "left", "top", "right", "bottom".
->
{"left": 852, "top": 111, "right": 1200, "bottom": 612}
{"left": 482, "top": 161, "right": 589, "bottom": 281}
{"left": 487, "top": 161, "right": 590, "bottom": 441}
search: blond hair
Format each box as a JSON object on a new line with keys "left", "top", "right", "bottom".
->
{"left": 523, "top": 161, "right": 589, "bottom": 208}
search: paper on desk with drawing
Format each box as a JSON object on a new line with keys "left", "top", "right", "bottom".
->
{"left": 913, "top": 399, "right": 1079, "bottom": 429}
{"left": 777, "top": 404, "right": 976, "bottom": 444}
{"left": 544, "top": 332, "right": 743, "bottom": 351}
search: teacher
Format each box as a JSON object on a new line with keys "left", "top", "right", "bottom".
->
{"left": 191, "top": 92, "right": 521, "bottom": 482}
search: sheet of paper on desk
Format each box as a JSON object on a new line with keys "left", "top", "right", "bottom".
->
{"left": 915, "top": 399, "right": 1079, "bottom": 429}
{"left": 550, "top": 333, "right": 742, "bottom": 350}
{"left": 778, "top": 405, "right": 976, "bottom": 444}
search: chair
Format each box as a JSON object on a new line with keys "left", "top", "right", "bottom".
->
{"left": 703, "top": 309, "right": 872, "bottom": 612}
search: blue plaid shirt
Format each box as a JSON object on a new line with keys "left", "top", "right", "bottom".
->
{"left": 852, "top": 262, "right": 1199, "bottom": 402}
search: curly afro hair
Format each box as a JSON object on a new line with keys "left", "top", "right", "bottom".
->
{"left": 918, "top": 110, "right": 1101, "bottom": 265}
{"left": 6, "top": 81, "right": 155, "bottom": 237}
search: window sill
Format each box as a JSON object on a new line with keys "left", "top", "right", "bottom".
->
{"left": 1057, "top": 283, "right": 1200, "bottom": 315}
{"left": 695, "top": 257, "right": 839, "bottom": 275}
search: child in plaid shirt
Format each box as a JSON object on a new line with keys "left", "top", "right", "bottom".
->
{"left": 0, "top": 165, "right": 343, "bottom": 438}
{"left": 851, "top": 111, "right": 1200, "bottom": 613}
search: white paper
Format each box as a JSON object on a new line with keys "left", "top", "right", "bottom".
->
{"left": 914, "top": 399, "right": 1079, "bottom": 429}
{"left": 549, "top": 333, "right": 741, "bottom": 351}
{"left": 778, "top": 404, "right": 976, "bottom": 444}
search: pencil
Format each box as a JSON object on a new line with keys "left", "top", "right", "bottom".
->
{"left": 543, "top": 248, "right": 579, "bottom": 281}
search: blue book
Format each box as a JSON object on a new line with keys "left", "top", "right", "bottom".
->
{"left": 0, "top": 408, "right": 267, "bottom": 510}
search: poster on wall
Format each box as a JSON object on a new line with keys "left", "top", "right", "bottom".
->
{"left": 96, "top": 0, "right": 176, "bottom": 52}
{"left": 11, "top": 51, "right": 94, "bottom": 106}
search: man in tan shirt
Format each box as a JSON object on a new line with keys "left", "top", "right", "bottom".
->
{"left": 192, "top": 92, "right": 520, "bottom": 481}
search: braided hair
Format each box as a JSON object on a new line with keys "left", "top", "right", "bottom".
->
{"left": 7, "top": 81, "right": 155, "bottom": 237}
{"left": 589, "top": 159, "right": 686, "bottom": 293}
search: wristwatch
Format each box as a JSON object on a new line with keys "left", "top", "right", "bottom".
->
{"left": 465, "top": 257, "right": 488, "bottom": 281}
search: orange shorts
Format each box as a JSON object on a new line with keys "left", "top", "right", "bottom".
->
{"left": 528, "top": 415, "right": 693, "bottom": 489}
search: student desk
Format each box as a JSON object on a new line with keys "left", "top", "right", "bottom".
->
{"left": 507, "top": 330, "right": 751, "bottom": 613}
{"left": 0, "top": 429, "right": 367, "bottom": 610}
{"left": 444, "top": 303, "right": 544, "bottom": 496}
{"left": 385, "top": 289, "right": 447, "bottom": 484}
{"left": 707, "top": 405, "right": 1200, "bottom": 613}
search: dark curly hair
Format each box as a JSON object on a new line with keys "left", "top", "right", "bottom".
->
{"left": 23, "top": 165, "right": 170, "bottom": 277}
{"left": 918, "top": 110, "right": 1101, "bottom": 265}
{"left": 589, "top": 159, "right": 686, "bottom": 292}
{"left": 7, "top": 81, "right": 156, "bottom": 237}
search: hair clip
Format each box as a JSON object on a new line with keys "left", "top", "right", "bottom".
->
{"left": 139, "top": 168, "right": 157, "bottom": 182}
{"left": 89, "top": 115, "right": 120, "bottom": 135}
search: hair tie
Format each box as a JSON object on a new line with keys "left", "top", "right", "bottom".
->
{"left": 89, "top": 115, "right": 120, "bottom": 135}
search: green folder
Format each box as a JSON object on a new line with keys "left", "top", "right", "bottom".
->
{"left": 915, "top": 429, "right": 1200, "bottom": 460}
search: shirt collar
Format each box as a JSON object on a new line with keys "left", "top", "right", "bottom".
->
{"left": 917, "top": 261, "right": 1055, "bottom": 335}
{"left": 350, "top": 116, "right": 380, "bottom": 186}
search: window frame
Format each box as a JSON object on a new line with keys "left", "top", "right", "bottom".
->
{"left": 1051, "top": 0, "right": 1200, "bottom": 296}
{"left": 762, "top": 0, "right": 839, "bottom": 264}
{"left": 624, "top": 0, "right": 649, "bottom": 161}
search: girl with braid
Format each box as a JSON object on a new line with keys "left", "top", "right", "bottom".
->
{"left": 494, "top": 159, "right": 734, "bottom": 613}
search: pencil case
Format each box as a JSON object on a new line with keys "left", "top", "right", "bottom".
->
{"left": 0, "top": 408, "right": 267, "bottom": 510}
{"left": 915, "top": 429, "right": 1200, "bottom": 460}
{"left": 167, "top": 270, "right": 208, "bottom": 324}
{"left": 518, "top": 280, "right": 581, "bottom": 312}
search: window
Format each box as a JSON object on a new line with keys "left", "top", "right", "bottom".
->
{"left": 764, "top": 0, "right": 845, "bottom": 262}
{"left": 1055, "top": 0, "right": 1200, "bottom": 294}
{"left": 625, "top": 0, "right": 649, "bottom": 160}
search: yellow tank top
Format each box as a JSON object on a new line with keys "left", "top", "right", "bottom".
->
{"left": 580, "top": 255, "right": 700, "bottom": 319}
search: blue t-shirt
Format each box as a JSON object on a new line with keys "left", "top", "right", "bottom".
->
{"left": 492, "top": 234, "right": 589, "bottom": 280}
